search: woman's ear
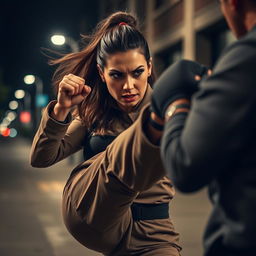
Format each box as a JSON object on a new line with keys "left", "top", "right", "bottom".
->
{"left": 97, "top": 64, "right": 105, "bottom": 83}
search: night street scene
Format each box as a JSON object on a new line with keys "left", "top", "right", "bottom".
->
{"left": 0, "top": 1, "right": 239, "bottom": 256}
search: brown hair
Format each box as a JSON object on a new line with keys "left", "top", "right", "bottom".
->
{"left": 50, "top": 11, "right": 154, "bottom": 132}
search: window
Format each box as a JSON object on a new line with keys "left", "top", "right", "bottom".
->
{"left": 154, "top": 42, "right": 182, "bottom": 75}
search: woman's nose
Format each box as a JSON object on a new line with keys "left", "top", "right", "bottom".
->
{"left": 123, "top": 75, "right": 134, "bottom": 90}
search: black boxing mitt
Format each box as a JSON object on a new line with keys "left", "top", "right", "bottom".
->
{"left": 151, "top": 59, "right": 209, "bottom": 119}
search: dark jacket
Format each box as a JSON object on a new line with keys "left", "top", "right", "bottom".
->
{"left": 161, "top": 26, "right": 256, "bottom": 255}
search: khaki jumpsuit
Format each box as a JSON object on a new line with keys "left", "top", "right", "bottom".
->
{"left": 30, "top": 86, "right": 181, "bottom": 255}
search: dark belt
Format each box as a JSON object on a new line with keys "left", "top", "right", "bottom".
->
{"left": 131, "top": 203, "right": 169, "bottom": 221}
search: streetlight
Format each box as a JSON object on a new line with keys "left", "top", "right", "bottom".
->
{"left": 9, "top": 100, "right": 18, "bottom": 110}
{"left": 2, "top": 117, "right": 11, "bottom": 126}
{"left": 24, "top": 74, "right": 47, "bottom": 131}
{"left": 14, "top": 89, "right": 25, "bottom": 99}
{"left": 24, "top": 74, "right": 43, "bottom": 95}
{"left": 24, "top": 75, "right": 35, "bottom": 85}
{"left": 51, "top": 34, "right": 79, "bottom": 52}
{"left": 6, "top": 111, "right": 17, "bottom": 122}
{"left": 51, "top": 35, "right": 65, "bottom": 45}
{"left": 15, "top": 89, "right": 32, "bottom": 113}
{"left": 51, "top": 34, "right": 80, "bottom": 164}
{"left": 14, "top": 89, "right": 30, "bottom": 114}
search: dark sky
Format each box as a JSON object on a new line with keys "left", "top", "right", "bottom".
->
{"left": 0, "top": 0, "right": 99, "bottom": 113}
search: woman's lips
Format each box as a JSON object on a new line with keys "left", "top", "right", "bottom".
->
{"left": 121, "top": 94, "right": 138, "bottom": 102}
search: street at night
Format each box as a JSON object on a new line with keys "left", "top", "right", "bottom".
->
{"left": 0, "top": 137, "right": 100, "bottom": 256}
{"left": 0, "top": 136, "right": 211, "bottom": 256}
{"left": 1, "top": 1, "right": 241, "bottom": 255}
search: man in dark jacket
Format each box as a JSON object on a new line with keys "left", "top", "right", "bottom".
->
{"left": 151, "top": 0, "right": 256, "bottom": 255}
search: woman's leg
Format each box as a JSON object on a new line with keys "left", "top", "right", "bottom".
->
{"left": 62, "top": 152, "right": 138, "bottom": 255}
{"left": 62, "top": 107, "right": 168, "bottom": 254}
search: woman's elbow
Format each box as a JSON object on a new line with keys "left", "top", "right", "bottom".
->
{"left": 30, "top": 154, "right": 52, "bottom": 168}
{"left": 30, "top": 159, "right": 48, "bottom": 168}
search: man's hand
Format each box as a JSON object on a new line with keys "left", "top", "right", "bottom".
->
{"left": 151, "top": 59, "right": 209, "bottom": 119}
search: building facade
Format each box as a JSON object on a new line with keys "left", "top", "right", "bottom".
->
{"left": 99, "top": 0, "right": 235, "bottom": 75}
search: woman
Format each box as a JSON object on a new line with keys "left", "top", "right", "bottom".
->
{"left": 30, "top": 11, "right": 181, "bottom": 256}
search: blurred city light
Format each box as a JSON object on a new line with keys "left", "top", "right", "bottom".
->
{"left": 51, "top": 34, "right": 79, "bottom": 52}
{"left": 15, "top": 89, "right": 25, "bottom": 99}
{"left": 4, "top": 116, "right": 12, "bottom": 122}
{"left": 1, "top": 127, "right": 10, "bottom": 137}
{"left": 36, "top": 94, "right": 49, "bottom": 107}
{"left": 24, "top": 75, "right": 35, "bottom": 85}
{"left": 0, "top": 125, "right": 7, "bottom": 133}
{"left": 9, "top": 128, "right": 18, "bottom": 138}
{"left": 2, "top": 118, "right": 11, "bottom": 126}
{"left": 51, "top": 35, "right": 66, "bottom": 45}
{"left": 20, "top": 111, "right": 31, "bottom": 123}
{"left": 7, "top": 111, "right": 17, "bottom": 121}
{"left": 9, "top": 100, "right": 18, "bottom": 110}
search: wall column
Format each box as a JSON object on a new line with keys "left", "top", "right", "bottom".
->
{"left": 183, "top": 0, "right": 195, "bottom": 60}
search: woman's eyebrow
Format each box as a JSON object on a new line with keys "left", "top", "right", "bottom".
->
{"left": 108, "top": 69, "right": 123, "bottom": 73}
{"left": 132, "top": 65, "right": 144, "bottom": 71}
{"left": 109, "top": 65, "right": 145, "bottom": 73}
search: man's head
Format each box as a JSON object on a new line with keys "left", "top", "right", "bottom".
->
{"left": 219, "top": 0, "right": 256, "bottom": 38}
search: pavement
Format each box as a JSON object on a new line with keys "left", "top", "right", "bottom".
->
{"left": 0, "top": 136, "right": 211, "bottom": 256}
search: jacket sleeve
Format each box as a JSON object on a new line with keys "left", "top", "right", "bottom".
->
{"left": 30, "top": 100, "right": 87, "bottom": 168}
{"left": 161, "top": 40, "right": 256, "bottom": 192}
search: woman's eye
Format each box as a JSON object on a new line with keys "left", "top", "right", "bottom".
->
{"left": 109, "top": 72, "right": 123, "bottom": 79}
{"left": 133, "top": 69, "right": 144, "bottom": 77}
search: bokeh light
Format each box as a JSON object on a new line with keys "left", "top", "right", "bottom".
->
{"left": 51, "top": 35, "right": 65, "bottom": 45}
{"left": 24, "top": 75, "right": 35, "bottom": 85}
{"left": 7, "top": 111, "right": 17, "bottom": 121}
{"left": 19, "top": 111, "right": 31, "bottom": 123}
{"left": 9, "top": 100, "right": 18, "bottom": 110}
{"left": 1, "top": 127, "right": 10, "bottom": 137}
{"left": 9, "top": 128, "right": 18, "bottom": 138}
{"left": 15, "top": 89, "right": 25, "bottom": 99}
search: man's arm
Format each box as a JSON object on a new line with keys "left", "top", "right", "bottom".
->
{"left": 161, "top": 41, "right": 256, "bottom": 192}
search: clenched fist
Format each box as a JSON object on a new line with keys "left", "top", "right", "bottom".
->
{"left": 57, "top": 73, "right": 91, "bottom": 109}
{"left": 52, "top": 74, "right": 91, "bottom": 121}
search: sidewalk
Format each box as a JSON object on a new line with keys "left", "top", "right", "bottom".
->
{"left": 0, "top": 137, "right": 100, "bottom": 256}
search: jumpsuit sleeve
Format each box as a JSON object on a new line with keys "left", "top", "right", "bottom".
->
{"left": 161, "top": 41, "right": 256, "bottom": 193}
{"left": 30, "top": 100, "right": 87, "bottom": 168}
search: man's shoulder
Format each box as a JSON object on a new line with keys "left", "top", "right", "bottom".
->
{"left": 214, "top": 30, "right": 256, "bottom": 72}
{"left": 227, "top": 27, "right": 256, "bottom": 51}
{"left": 243, "top": 26, "right": 256, "bottom": 41}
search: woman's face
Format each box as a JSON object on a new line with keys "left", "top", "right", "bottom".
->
{"left": 98, "top": 49, "right": 152, "bottom": 113}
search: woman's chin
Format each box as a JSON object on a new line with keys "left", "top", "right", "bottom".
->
{"left": 120, "top": 100, "right": 142, "bottom": 113}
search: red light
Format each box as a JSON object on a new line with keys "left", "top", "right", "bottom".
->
{"left": 1, "top": 128, "right": 10, "bottom": 137}
{"left": 20, "top": 111, "right": 31, "bottom": 123}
